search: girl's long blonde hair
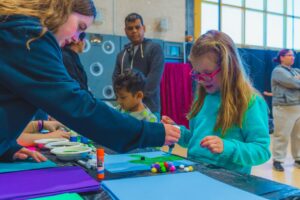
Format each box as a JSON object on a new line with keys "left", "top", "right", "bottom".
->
{"left": 0, "top": 0, "right": 96, "bottom": 47}
{"left": 188, "top": 30, "right": 256, "bottom": 135}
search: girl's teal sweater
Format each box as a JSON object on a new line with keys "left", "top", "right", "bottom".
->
{"left": 179, "top": 92, "right": 271, "bottom": 174}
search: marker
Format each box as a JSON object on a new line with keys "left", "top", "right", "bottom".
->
{"left": 168, "top": 125, "right": 180, "bottom": 154}
{"left": 80, "top": 136, "right": 90, "bottom": 144}
{"left": 168, "top": 144, "right": 175, "bottom": 154}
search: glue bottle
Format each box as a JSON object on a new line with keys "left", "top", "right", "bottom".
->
{"left": 97, "top": 148, "right": 105, "bottom": 180}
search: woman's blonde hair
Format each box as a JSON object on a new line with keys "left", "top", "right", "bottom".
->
{"left": 0, "top": 0, "right": 96, "bottom": 48}
{"left": 188, "top": 30, "right": 256, "bottom": 135}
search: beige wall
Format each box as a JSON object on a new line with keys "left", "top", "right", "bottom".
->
{"left": 87, "top": 0, "right": 186, "bottom": 42}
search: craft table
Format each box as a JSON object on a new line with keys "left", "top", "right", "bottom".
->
{"left": 43, "top": 147, "right": 300, "bottom": 200}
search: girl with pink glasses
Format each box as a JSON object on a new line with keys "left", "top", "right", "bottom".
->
{"left": 162, "top": 30, "right": 270, "bottom": 174}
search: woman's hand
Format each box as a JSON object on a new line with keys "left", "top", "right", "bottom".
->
{"left": 200, "top": 136, "right": 224, "bottom": 154}
{"left": 161, "top": 115, "right": 176, "bottom": 125}
{"left": 43, "top": 121, "right": 67, "bottom": 132}
{"left": 48, "top": 130, "right": 71, "bottom": 139}
{"left": 163, "top": 124, "right": 180, "bottom": 146}
{"left": 13, "top": 147, "right": 47, "bottom": 162}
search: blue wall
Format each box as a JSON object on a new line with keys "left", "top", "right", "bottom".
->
{"left": 79, "top": 34, "right": 185, "bottom": 100}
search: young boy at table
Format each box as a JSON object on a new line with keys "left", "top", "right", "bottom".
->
{"left": 113, "top": 69, "right": 158, "bottom": 123}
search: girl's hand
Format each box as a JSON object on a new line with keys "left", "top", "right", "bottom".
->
{"left": 161, "top": 115, "right": 175, "bottom": 125}
{"left": 13, "top": 147, "right": 47, "bottom": 162}
{"left": 163, "top": 124, "right": 181, "bottom": 146}
{"left": 200, "top": 136, "right": 224, "bottom": 154}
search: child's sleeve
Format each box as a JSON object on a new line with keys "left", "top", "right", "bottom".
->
{"left": 177, "top": 119, "right": 195, "bottom": 148}
{"left": 0, "top": 143, "right": 22, "bottom": 162}
{"left": 147, "top": 113, "right": 158, "bottom": 123}
{"left": 220, "top": 95, "right": 271, "bottom": 166}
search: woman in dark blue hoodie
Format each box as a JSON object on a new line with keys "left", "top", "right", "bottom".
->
{"left": 0, "top": 0, "right": 180, "bottom": 162}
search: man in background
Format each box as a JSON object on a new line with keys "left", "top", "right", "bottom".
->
{"left": 113, "top": 13, "right": 164, "bottom": 119}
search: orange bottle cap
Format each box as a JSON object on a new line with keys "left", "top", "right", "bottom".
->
{"left": 97, "top": 174, "right": 105, "bottom": 179}
{"left": 97, "top": 148, "right": 104, "bottom": 155}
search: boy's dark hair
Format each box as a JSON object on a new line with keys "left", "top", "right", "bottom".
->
{"left": 125, "top": 13, "right": 144, "bottom": 26}
{"left": 113, "top": 69, "right": 146, "bottom": 95}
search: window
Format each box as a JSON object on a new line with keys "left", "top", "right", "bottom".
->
{"left": 287, "top": 17, "right": 294, "bottom": 49}
{"left": 200, "top": 0, "right": 300, "bottom": 50}
{"left": 287, "top": 0, "right": 300, "bottom": 17}
{"left": 294, "top": 18, "right": 300, "bottom": 49}
{"left": 201, "top": 2, "right": 219, "bottom": 34}
{"left": 222, "top": 6, "right": 242, "bottom": 43}
{"left": 245, "top": 0, "right": 264, "bottom": 10}
{"left": 267, "top": 14, "right": 283, "bottom": 48}
{"left": 245, "top": 11, "right": 263, "bottom": 46}
{"left": 205, "top": 0, "right": 218, "bottom": 2}
{"left": 267, "top": 0, "right": 284, "bottom": 14}
{"left": 292, "top": 0, "right": 300, "bottom": 17}
{"left": 287, "top": 0, "right": 294, "bottom": 15}
{"left": 222, "top": 0, "right": 242, "bottom": 7}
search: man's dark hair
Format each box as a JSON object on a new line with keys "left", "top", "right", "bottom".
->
{"left": 125, "top": 13, "right": 144, "bottom": 26}
{"left": 113, "top": 69, "right": 146, "bottom": 95}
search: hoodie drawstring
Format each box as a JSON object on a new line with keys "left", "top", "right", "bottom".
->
{"left": 120, "top": 50, "right": 127, "bottom": 75}
{"left": 121, "top": 42, "right": 144, "bottom": 73}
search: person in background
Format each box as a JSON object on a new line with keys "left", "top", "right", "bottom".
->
{"left": 113, "top": 69, "right": 158, "bottom": 123}
{"left": 162, "top": 30, "right": 270, "bottom": 174}
{"left": 0, "top": 0, "right": 180, "bottom": 162}
{"left": 62, "top": 32, "right": 89, "bottom": 91}
{"left": 271, "top": 49, "right": 300, "bottom": 171}
{"left": 113, "top": 13, "right": 164, "bottom": 119}
{"left": 263, "top": 91, "right": 273, "bottom": 97}
{"left": 262, "top": 91, "right": 274, "bottom": 134}
{"left": 17, "top": 120, "right": 70, "bottom": 147}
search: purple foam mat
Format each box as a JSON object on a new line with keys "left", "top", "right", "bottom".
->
{"left": 0, "top": 166, "right": 99, "bottom": 200}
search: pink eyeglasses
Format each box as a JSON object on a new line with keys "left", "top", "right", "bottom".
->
{"left": 190, "top": 67, "right": 221, "bottom": 82}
